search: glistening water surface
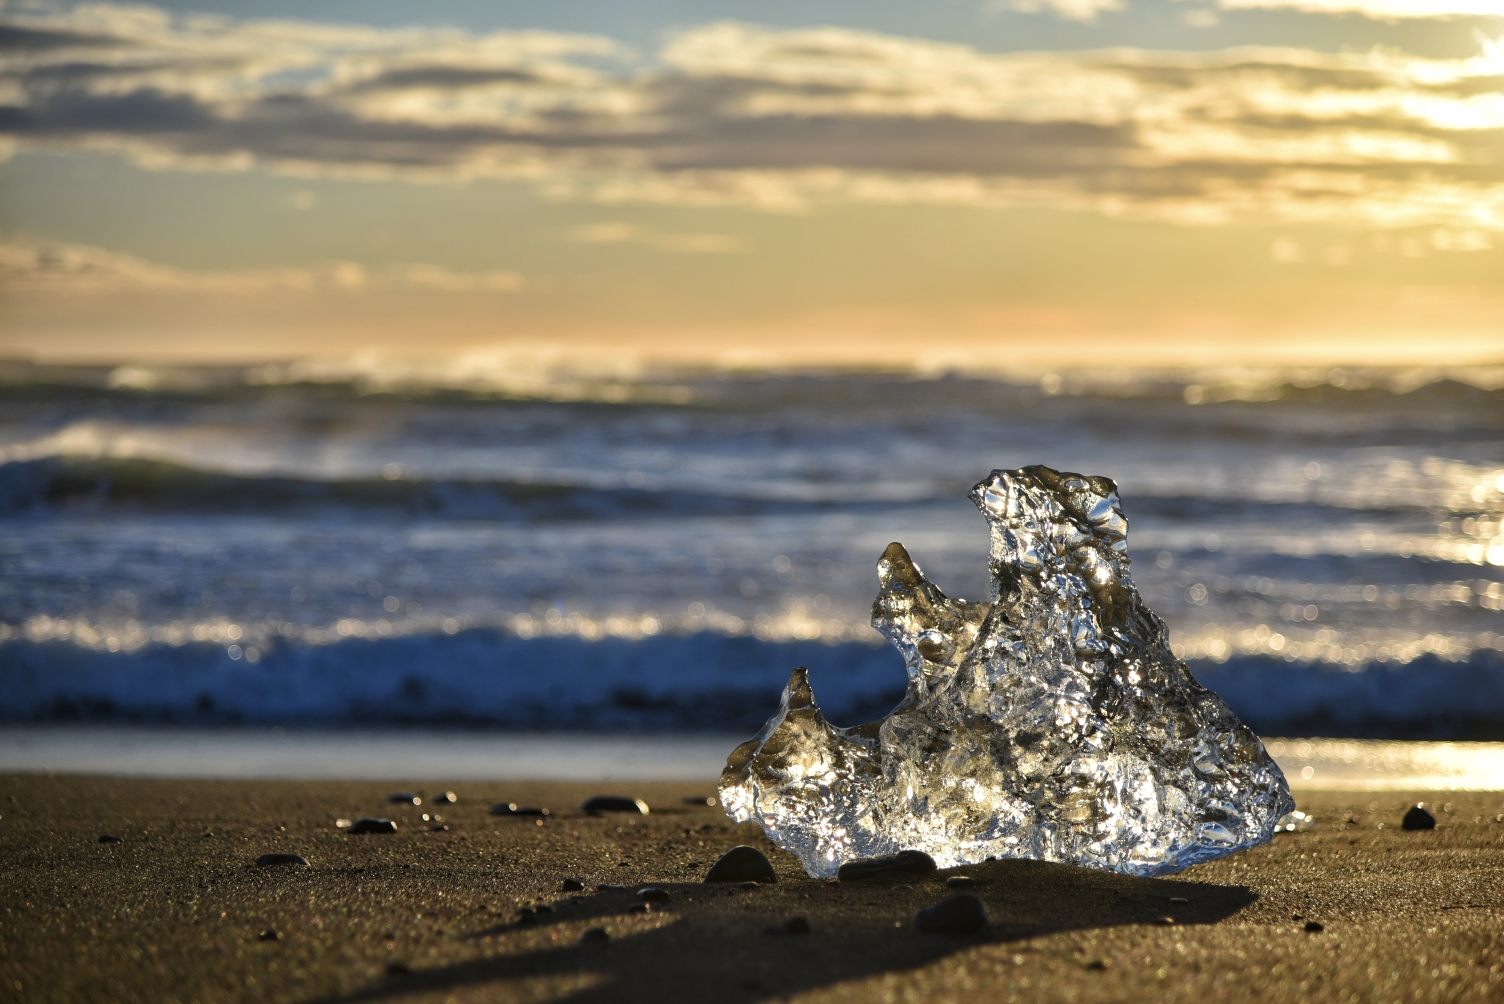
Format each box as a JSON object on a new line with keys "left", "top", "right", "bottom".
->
{"left": 1, "top": 362, "right": 1501, "bottom": 737}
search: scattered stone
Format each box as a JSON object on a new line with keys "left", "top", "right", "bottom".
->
{"left": 490, "top": 802, "right": 549, "bottom": 817}
{"left": 838, "top": 850, "right": 937, "bottom": 881}
{"left": 945, "top": 876, "right": 975, "bottom": 889}
{"left": 561, "top": 878, "right": 585, "bottom": 892}
{"left": 98, "top": 835, "right": 122, "bottom": 844}
{"left": 1155, "top": 916, "right": 1176, "bottom": 926}
{"left": 385, "top": 962, "right": 411, "bottom": 977}
{"left": 1402, "top": 805, "right": 1436, "bottom": 831}
{"left": 737, "top": 881, "right": 760, "bottom": 890}
{"left": 784, "top": 916, "right": 811, "bottom": 935}
{"left": 1304, "top": 920, "right": 1325, "bottom": 933}
{"left": 388, "top": 793, "right": 420, "bottom": 805}
{"left": 704, "top": 846, "right": 778, "bottom": 884}
{"left": 636, "top": 887, "right": 670, "bottom": 903}
{"left": 257, "top": 929, "right": 280, "bottom": 941}
{"left": 429, "top": 824, "right": 449, "bottom": 832}
{"left": 348, "top": 818, "right": 398, "bottom": 834}
{"left": 580, "top": 796, "right": 649, "bottom": 816}
{"left": 596, "top": 884, "right": 627, "bottom": 892}
{"left": 627, "top": 903, "right": 650, "bottom": 914}
{"left": 683, "top": 796, "right": 717, "bottom": 806}
{"left": 432, "top": 791, "right": 458, "bottom": 803}
{"left": 1084, "top": 959, "right": 1109, "bottom": 971}
{"left": 255, "top": 853, "right": 309, "bottom": 867}
{"left": 581, "top": 927, "right": 609, "bottom": 943}
{"left": 915, "top": 893, "right": 988, "bottom": 934}
{"left": 1169, "top": 896, "right": 1189, "bottom": 904}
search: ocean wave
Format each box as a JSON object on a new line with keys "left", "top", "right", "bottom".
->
{"left": 3, "top": 357, "right": 1502, "bottom": 405}
{"left": 1, "top": 630, "right": 1500, "bottom": 738}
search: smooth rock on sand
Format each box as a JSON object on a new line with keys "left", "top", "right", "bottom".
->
{"left": 1402, "top": 805, "right": 1436, "bottom": 830}
{"left": 704, "top": 846, "right": 778, "bottom": 884}
{"left": 347, "top": 818, "right": 397, "bottom": 834}
{"left": 914, "top": 893, "right": 989, "bottom": 934}
{"left": 838, "top": 850, "right": 937, "bottom": 881}
{"left": 580, "top": 796, "right": 650, "bottom": 816}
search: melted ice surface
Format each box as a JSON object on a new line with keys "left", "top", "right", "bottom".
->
{"left": 720, "top": 465, "right": 1294, "bottom": 878}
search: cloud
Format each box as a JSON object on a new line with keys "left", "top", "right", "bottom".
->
{"left": 0, "top": 237, "right": 524, "bottom": 293}
{"left": 1196, "top": 0, "right": 1504, "bottom": 19}
{"left": 567, "top": 221, "right": 746, "bottom": 252}
{"left": 990, "top": 0, "right": 1126, "bottom": 23}
{"left": 1, "top": 6, "right": 1503, "bottom": 229}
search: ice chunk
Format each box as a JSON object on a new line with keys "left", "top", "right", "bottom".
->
{"left": 719, "top": 465, "right": 1294, "bottom": 879}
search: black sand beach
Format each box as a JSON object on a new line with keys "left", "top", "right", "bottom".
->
{"left": 2, "top": 775, "right": 1501, "bottom": 1003}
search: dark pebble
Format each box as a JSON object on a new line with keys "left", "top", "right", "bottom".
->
{"left": 562, "top": 878, "right": 585, "bottom": 892}
{"left": 1155, "top": 916, "right": 1176, "bottom": 925}
{"left": 580, "top": 795, "right": 649, "bottom": 816}
{"left": 683, "top": 796, "right": 717, "bottom": 806}
{"left": 385, "top": 962, "right": 411, "bottom": 977}
{"left": 581, "top": 927, "right": 609, "bottom": 943}
{"left": 98, "top": 834, "right": 122, "bottom": 844}
{"left": 945, "top": 876, "right": 976, "bottom": 889}
{"left": 429, "top": 824, "right": 449, "bottom": 832}
{"left": 636, "top": 887, "right": 670, "bottom": 903}
{"left": 490, "top": 802, "right": 549, "bottom": 817}
{"left": 838, "top": 850, "right": 937, "bottom": 881}
{"left": 1085, "top": 959, "right": 1108, "bottom": 971}
{"left": 1402, "top": 805, "right": 1436, "bottom": 830}
{"left": 255, "top": 853, "right": 309, "bottom": 867}
{"left": 704, "top": 846, "right": 778, "bottom": 884}
{"left": 737, "top": 881, "right": 760, "bottom": 890}
{"left": 914, "top": 893, "right": 988, "bottom": 934}
{"left": 348, "top": 818, "right": 397, "bottom": 834}
{"left": 1304, "top": 921, "right": 1325, "bottom": 933}
{"left": 596, "top": 883, "right": 627, "bottom": 892}
{"left": 784, "top": 916, "right": 811, "bottom": 935}
{"left": 388, "top": 792, "right": 420, "bottom": 805}
{"left": 258, "top": 929, "right": 280, "bottom": 941}
{"left": 627, "top": 903, "right": 650, "bottom": 914}
{"left": 432, "top": 791, "right": 458, "bottom": 803}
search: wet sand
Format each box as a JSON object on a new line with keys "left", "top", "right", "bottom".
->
{"left": 2, "top": 775, "right": 1501, "bottom": 1003}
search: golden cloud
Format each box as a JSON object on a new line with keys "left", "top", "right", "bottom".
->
{"left": 0, "top": 238, "right": 523, "bottom": 294}
{"left": 1, "top": 6, "right": 1501, "bottom": 228}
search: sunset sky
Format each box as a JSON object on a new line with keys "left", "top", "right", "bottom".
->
{"left": 1, "top": 0, "right": 1501, "bottom": 372}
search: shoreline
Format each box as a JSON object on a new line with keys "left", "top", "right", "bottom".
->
{"left": 2, "top": 775, "right": 1501, "bottom": 1003}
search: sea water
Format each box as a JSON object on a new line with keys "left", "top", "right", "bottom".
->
{"left": 1, "top": 361, "right": 1500, "bottom": 738}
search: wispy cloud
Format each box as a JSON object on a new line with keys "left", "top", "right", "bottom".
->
{"left": 0, "top": 238, "right": 524, "bottom": 294}
{"left": 566, "top": 222, "right": 746, "bottom": 253}
{"left": 1, "top": 6, "right": 1502, "bottom": 228}
{"left": 990, "top": 0, "right": 1126, "bottom": 24}
{"left": 1198, "top": 0, "right": 1504, "bottom": 19}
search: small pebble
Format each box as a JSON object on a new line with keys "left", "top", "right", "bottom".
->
{"left": 945, "top": 876, "right": 975, "bottom": 889}
{"left": 490, "top": 803, "right": 549, "bottom": 817}
{"left": 580, "top": 795, "right": 649, "bottom": 816}
{"left": 432, "top": 791, "right": 458, "bottom": 803}
{"left": 429, "top": 824, "right": 449, "bottom": 832}
{"left": 1304, "top": 920, "right": 1325, "bottom": 933}
{"left": 596, "top": 884, "right": 627, "bottom": 892}
{"left": 737, "top": 881, "right": 760, "bottom": 890}
{"left": 636, "top": 887, "right": 670, "bottom": 903}
{"left": 784, "top": 916, "right": 811, "bottom": 935}
{"left": 561, "top": 878, "right": 585, "bottom": 892}
{"left": 388, "top": 792, "right": 420, "bottom": 805}
{"left": 1402, "top": 805, "right": 1436, "bottom": 831}
{"left": 1084, "top": 959, "right": 1108, "bottom": 971}
{"left": 683, "top": 796, "right": 717, "bottom": 806}
{"left": 915, "top": 893, "right": 988, "bottom": 934}
{"left": 627, "top": 903, "right": 650, "bottom": 914}
{"left": 255, "top": 853, "right": 309, "bottom": 867}
{"left": 385, "top": 962, "right": 411, "bottom": 977}
{"left": 98, "top": 834, "right": 122, "bottom": 844}
{"left": 838, "top": 850, "right": 937, "bottom": 881}
{"left": 258, "top": 929, "right": 280, "bottom": 941}
{"left": 580, "top": 927, "right": 609, "bottom": 943}
{"left": 1169, "top": 896, "right": 1189, "bottom": 904}
{"left": 348, "top": 818, "right": 397, "bottom": 835}
{"left": 1155, "top": 916, "right": 1176, "bottom": 925}
{"left": 704, "top": 846, "right": 778, "bottom": 884}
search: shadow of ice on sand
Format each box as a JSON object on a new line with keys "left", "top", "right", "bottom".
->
{"left": 306, "top": 857, "right": 1258, "bottom": 1004}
